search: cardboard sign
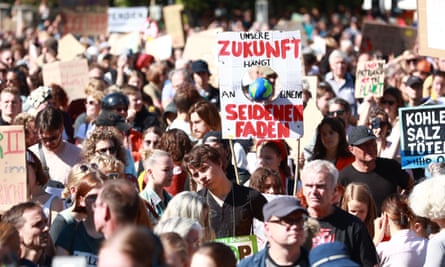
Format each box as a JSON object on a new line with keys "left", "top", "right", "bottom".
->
{"left": 58, "top": 33, "right": 86, "bottom": 61}
{"left": 145, "top": 35, "right": 172, "bottom": 61}
{"left": 218, "top": 31, "right": 304, "bottom": 139}
{"left": 215, "top": 235, "right": 258, "bottom": 261}
{"left": 417, "top": 0, "right": 445, "bottom": 58}
{"left": 62, "top": 9, "right": 108, "bottom": 36}
{"left": 108, "top": 7, "right": 147, "bottom": 33}
{"left": 108, "top": 32, "right": 140, "bottom": 56}
{"left": 354, "top": 60, "right": 385, "bottom": 98}
{"left": 42, "top": 59, "right": 89, "bottom": 101}
{"left": 360, "top": 22, "right": 417, "bottom": 56}
{"left": 399, "top": 105, "right": 445, "bottom": 169}
{"left": 163, "top": 4, "right": 185, "bottom": 48}
{"left": 0, "top": 126, "right": 27, "bottom": 212}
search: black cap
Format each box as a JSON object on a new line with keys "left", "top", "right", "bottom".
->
{"left": 348, "top": 126, "right": 376, "bottom": 146}
{"left": 263, "top": 196, "right": 307, "bottom": 222}
{"left": 405, "top": 76, "right": 423, "bottom": 87}
{"left": 95, "top": 110, "right": 131, "bottom": 132}
{"left": 191, "top": 60, "right": 210, "bottom": 74}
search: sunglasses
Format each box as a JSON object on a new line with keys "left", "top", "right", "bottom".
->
{"left": 380, "top": 99, "right": 395, "bottom": 106}
{"left": 107, "top": 172, "right": 120, "bottom": 179}
{"left": 96, "top": 146, "right": 117, "bottom": 155}
{"left": 328, "top": 110, "right": 345, "bottom": 116}
{"left": 269, "top": 215, "right": 306, "bottom": 228}
{"left": 85, "top": 193, "right": 98, "bottom": 203}
{"left": 79, "top": 163, "right": 99, "bottom": 172}
{"left": 40, "top": 134, "right": 60, "bottom": 143}
{"left": 407, "top": 59, "right": 418, "bottom": 64}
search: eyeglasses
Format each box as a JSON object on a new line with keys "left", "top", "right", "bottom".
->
{"left": 113, "top": 106, "right": 127, "bottom": 113}
{"left": 380, "top": 99, "right": 395, "bottom": 106}
{"left": 79, "top": 163, "right": 99, "bottom": 172}
{"left": 328, "top": 110, "right": 345, "bottom": 116}
{"left": 40, "top": 134, "right": 60, "bottom": 143}
{"left": 144, "top": 140, "right": 159, "bottom": 146}
{"left": 407, "top": 59, "right": 418, "bottom": 65}
{"left": 96, "top": 146, "right": 117, "bottom": 155}
{"left": 269, "top": 215, "right": 306, "bottom": 228}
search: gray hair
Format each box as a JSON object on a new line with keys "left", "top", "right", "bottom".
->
{"left": 301, "top": 159, "right": 339, "bottom": 186}
{"left": 409, "top": 175, "right": 445, "bottom": 220}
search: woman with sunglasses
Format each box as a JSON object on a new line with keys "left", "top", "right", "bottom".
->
{"left": 50, "top": 163, "right": 106, "bottom": 262}
{"left": 83, "top": 126, "right": 139, "bottom": 189}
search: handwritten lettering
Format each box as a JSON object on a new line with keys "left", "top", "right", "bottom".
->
{"left": 218, "top": 39, "right": 300, "bottom": 59}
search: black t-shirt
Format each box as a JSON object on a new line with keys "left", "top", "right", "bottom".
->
{"left": 312, "top": 207, "right": 379, "bottom": 267}
{"left": 339, "top": 157, "right": 410, "bottom": 213}
{"left": 198, "top": 182, "right": 267, "bottom": 238}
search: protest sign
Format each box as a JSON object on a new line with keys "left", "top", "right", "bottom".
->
{"left": 145, "top": 35, "right": 172, "bottom": 61}
{"left": 108, "top": 7, "right": 147, "bottom": 33}
{"left": 417, "top": 0, "right": 445, "bottom": 58}
{"left": 354, "top": 60, "right": 385, "bottom": 98}
{"left": 399, "top": 105, "right": 445, "bottom": 169}
{"left": 108, "top": 32, "right": 139, "bottom": 56}
{"left": 163, "top": 4, "right": 185, "bottom": 48}
{"left": 360, "top": 22, "right": 417, "bottom": 57}
{"left": 58, "top": 33, "right": 86, "bottom": 61}
{"left": 217, "top": 31, "right": 303, "bottom": 140}
{"left": 62, "top": 9, "right": 108, "bottom": 36}
{"left": 215, "top": 235, "right": 258, "bottom": 261}
{"left": 42, "top": 59, "right": 89, "bottom": 101}
{"left": 0, "top": 126, "right": 27, "bottom": 212}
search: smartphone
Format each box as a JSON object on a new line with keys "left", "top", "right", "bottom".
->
{"left": 371, "top": 117, "right": 381, "bottom": 129}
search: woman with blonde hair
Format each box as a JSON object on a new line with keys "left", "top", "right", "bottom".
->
{"left": 340, "top": 182, "right": 377, "bottom": 237}
{"left": 50, "top": 163, "right": 106, "bottom": 244}
{"left": 160, "top": 191, "right": 215, "bottom": 242}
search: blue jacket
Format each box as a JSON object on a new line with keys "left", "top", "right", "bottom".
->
{"left": 238, "top": 247, "right": 309, "bottom": 267}
{"left": 238, "top": 247, "right": 268, "bottom": 267}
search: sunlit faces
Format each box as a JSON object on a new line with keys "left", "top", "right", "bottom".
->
{"left": 265, "top": 211, "right": 306, "bottom": 246}
{"left": 148, "top": 155, "right": 174, "bottom": 187}
{"left": 143, "top": 132, "right": 160, "bottom": 151}
{"left": 128, "top": 92, "right": 143, "bottom": 112}
{"left": 329, "top": 56, "right": 347, "bottom": 77}
{"left": 0, "top": 92, "right": 21, "bottom": 117}
{"left": 187, "top": 160, "right": 223, "bottom": 188}
{"left": 349, "top": 139, "right": 377, "bottom": 162}
{"left": 39, "top": 129, "right": 63, "bottom": 151}
{"left": 301, "top": 170, "right": 336, "bottom": 211}
{"left": 190, "top": 112, "right": 210, "bottom": 140}
{"left": 347, "top": 199, "right": 368, "bottom": 222}
{"left": 316, "top": 92, "right": 335, "bottom": 116}
{"left": 319, "top": 124, "right": 340, "bottom": 152}
{"left": 257, "top": 146, "right": 282, "bottom": 172}
{"left": 93, "top": 189, "right": 106, "bottom": 235}
{"left": 263, "top": 176, "right": 282, "bottom": 195}
{"left": 432, "top": 75, "right": 445, "bottom": 97}
{"left": 85, "top": 96, "right": 101, "bottom": 118}
{"left": 190, "top": 253, "right": 217, "bottom": 267}
{"left": 328, "top": 103, "right": 349, "bottom": 126}
{"left": 20, "top": 207, "right": 49, "bottom": 250}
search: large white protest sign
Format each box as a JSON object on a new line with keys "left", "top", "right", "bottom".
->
{"left": 399, "top": 105, "right": 445, "bottom": 169}
{"left": 217, "top": 31, "right": 303, "bottom": 140}
{"left": 108, "top": 7, "right": 147, "bottom": 33}
{"left": 418, "top": 0, "right": 445, "bottom": 57}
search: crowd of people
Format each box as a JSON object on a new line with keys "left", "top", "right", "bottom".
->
{"left": 0, "top": 2, "right": 444, "bottom": 267}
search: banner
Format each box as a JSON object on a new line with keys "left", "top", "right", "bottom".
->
{"left": 215, "top": 235, "right": 258, "bottom": 261}
{"left": 0, "top": 126, "right": 27, "bottom": 212}
{"left": 399, "top": 105, "right": 445, "bottom": 169}
{"left": 108, "top": 7, "right": 147, "bottom": 33}
{"left": 360, "top": 22, "right": 417, "bottom": 56}
{"left": 417, "top": 0, "right": 445, "bottom": 58}
{"left": 42, "top": 59, "right": 89, "bottom": 101}
{"left": 218, "top": 31, "right": 303, "bottom": 139}
{"left": 163, "top": 4, "right": 185, "bottom": 48}
{"left": 354, "top": 60, "right": 385, "bottom": 98}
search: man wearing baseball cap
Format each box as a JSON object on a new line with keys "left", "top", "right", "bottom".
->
{"left": 339, "top": 125, "right": 412, "bottom": 213}
{"left": 238, "top": 196, "right": 310, "bottom": 267}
